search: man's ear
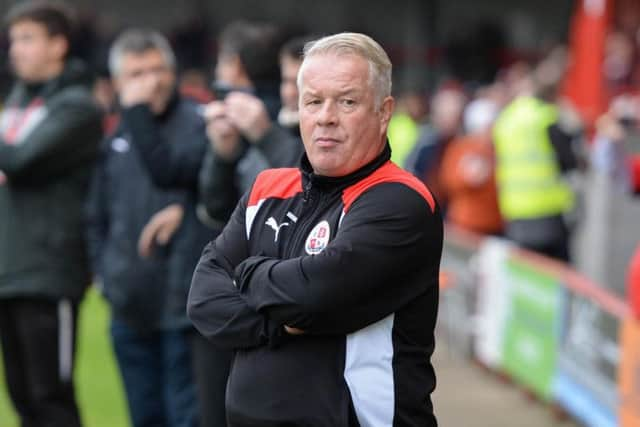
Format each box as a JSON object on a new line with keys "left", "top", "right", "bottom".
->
{"left": 379, "top": 96, "right": 395, "bottom": 134}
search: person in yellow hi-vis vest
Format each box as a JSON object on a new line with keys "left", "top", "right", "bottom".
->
{"left": 493, "top": 54, "right": 579, "bottom": 262}
{"left": 387, "top": 88, "right": 428, "bottom": 167}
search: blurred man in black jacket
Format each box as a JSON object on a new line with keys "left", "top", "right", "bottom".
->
{"left": 86, "top": 29, "right": 207, "bottom": 427}
{"left": 0, "top": 2, "right": 102, "bottom": 426}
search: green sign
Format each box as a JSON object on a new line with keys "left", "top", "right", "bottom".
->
{"left": 501, "top": 259, "right": 561, "bottom": 400}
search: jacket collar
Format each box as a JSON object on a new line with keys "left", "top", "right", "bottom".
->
{"left": 12, "top": 58, "right": 91, "bottom": 106}
{"left": 300, "top": 142, "right": 391, "bottom": 193}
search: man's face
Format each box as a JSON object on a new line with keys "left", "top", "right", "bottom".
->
{"left": 9, "top": 20, "right": 66, "bottom": 82}
{"left": 280, "top": 55, "right": 302, "bottom": 112}
{"left": 116, "top": 49, "right": 176, "bottom": 114}
{"left": 215, "top": 52, "right": 251, "bottom": 89}
{"left": 298, "top": 53, "right": 393, "bottom": 177}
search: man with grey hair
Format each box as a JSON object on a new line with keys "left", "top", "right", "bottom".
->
{"left": 189, "top": 32, "right": 442, "bottom": 426}
{"left": 87, "top": 28, "right": 215, "bottom": 427}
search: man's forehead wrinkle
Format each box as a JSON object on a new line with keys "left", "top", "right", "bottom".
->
{"left": 302, "top": 71, "right": 366, "bottom": 97}
{"left": 302, "top": 84, "right": 362, "bottom": 97}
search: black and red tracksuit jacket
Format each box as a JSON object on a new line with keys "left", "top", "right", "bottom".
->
{"left": 188, "top": 144, "right": 442, "bottom": 426}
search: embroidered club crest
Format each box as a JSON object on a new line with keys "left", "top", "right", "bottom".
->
{"left": 305, "top": 220, "right": 330, "bottom": 255}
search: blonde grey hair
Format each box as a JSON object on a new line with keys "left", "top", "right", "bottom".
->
{"left": 108, "top": 28, "right": 175, "bottom": 77}
{"left": 297, "top": 32, "right": 392, "bottom": 110}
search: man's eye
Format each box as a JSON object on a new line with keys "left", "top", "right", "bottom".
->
{"left": 342, "top": 99, "right": 356, "bottom": 106}
{"left": 307, "top": 99, "right": 321, "bottom": 106}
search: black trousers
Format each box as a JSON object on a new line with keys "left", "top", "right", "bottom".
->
{"left": 189, "top": 331, "right": 232, "bottom": 427}
{"left": 0, "top": 297, "right": 81, "bottom": 427}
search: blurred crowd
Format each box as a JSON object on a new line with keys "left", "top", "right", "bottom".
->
{"left": 1, "top": 1, "right": 640, "bottom": 427}
{"left": 391, "top": 23, "right": 640, "bottom": 264}
{"left": 391, "top": 47, "right": 583, "bottom": 262}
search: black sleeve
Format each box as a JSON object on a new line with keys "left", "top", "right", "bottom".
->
{"left": 235, "top": 183, "right": 443, "bottom": 335}
{"left": 0, "top": 93, "right": 102, "bottom": 184}
{"left": 187, "top": 193, "right": 283, "bottom": 349}
{"left": 548, "top": 123, "right": 578, "bottom": 173}
{"left": 121, "top": 104, "right": 207, "bottom": 190}
{"left": 85, "top": 144, "right": 109, "bottom": 278}
{"left": 254, "top": 124, "right": 303, "bottom": 168}
{"left": 198, "top": 148, "right": 241, "bottom": 224}
{"left": 197, "top": 125, "right": 302, "bottom": 225}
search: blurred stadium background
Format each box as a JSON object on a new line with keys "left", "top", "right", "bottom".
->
{"left": 1, "top": 0, "right": 640, "bottom": 426}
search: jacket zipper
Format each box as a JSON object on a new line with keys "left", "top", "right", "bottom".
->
{"left": 287, "top": 179, "right": 321, "bottom": 258}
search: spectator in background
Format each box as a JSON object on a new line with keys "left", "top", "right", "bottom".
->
{"left": 86, "top": 29, "right": 202, "bottom": 427}
{"left": 277, "top": 35, "right": 314, "bottom": 136}
{"left": 0, "top": 2, "right": 102, "bottom": 426}
{"left": 198, "top": 20, "right": 302, "bottom": 225}
{"left": 404, "top": 82, "right": 466, "bottom": 208}
{"left": 112, "top": 29, "right": 228, "bottom": 427}
{"left": 603, "top": 31, "right": 638, "bottom": 97}
{"left": 592, "top": 94, "right": 640, "bottom": 189}
{"left": 439, "top": 95, "right": 503, "bottom": 235}
{"left": 592, "top": 92, "right": 640, "bottom": 317}
{"left": 493, "top": 47, "right": 579, "bottom": 261}
{"left": 387, "top": 86, "right": 428, "bottom": 167}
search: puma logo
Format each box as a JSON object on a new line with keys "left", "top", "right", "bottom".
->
{"left": 265, "top": 217, "right": 290, "bottom": 242}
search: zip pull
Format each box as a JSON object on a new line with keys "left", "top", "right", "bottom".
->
{"left": 303, "top": 179, "right": 313, "bottom": 203}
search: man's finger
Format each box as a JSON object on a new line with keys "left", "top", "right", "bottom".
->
{"left": 156, "top": 221, "right": 178, "bottom": 245}
{"left": 138, "top": 220, "right": 160, "bottom": 258}
{"left": 284, "top": 326, "right": 305, "bottom": 335}
{"left": 204, "top": 101, "right": 227, "bottom": 121}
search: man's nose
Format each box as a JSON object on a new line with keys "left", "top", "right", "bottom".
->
{"left": 317, "top": 101, "right": 337, "bottom": 125}
{"left": 146, "top": 72, "right": 162, "bottom": 89}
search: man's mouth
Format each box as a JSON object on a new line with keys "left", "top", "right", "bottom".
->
{"left": 314, "top": 137, "right": 341, "bottom": 147}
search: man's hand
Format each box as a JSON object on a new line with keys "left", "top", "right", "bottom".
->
{"left": 204, "top": 101, "right": 243, "bottom": 161}
{"left": 596, "top": 113, "right": 626, "bottom": 142}
{"left": 284, "top": 326, "right": 305, "bottom": 335}
{"left": 460, "top": 154, "right": 490, "bottom": 186}
{"left": 119, "top": 74, "right": 159, "bottom": 108}
{"left": 138, "top": 204, "right": 184, "bottom": 258}
{"left": 225, "top": 92, "right": 272, "bottom": 143}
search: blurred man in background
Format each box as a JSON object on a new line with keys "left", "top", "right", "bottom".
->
{"left": 198, "top": 21, "right": 302, "bottom": 225}
{"left": 86, "top": 29, "right": 202, "bottom": 427}
{"left": 108, "top": 28, "right": 229, "bottom": 427}
{"left": 404, "top": 82, "right": 466, "bottom": 208}
{"left": 0, "top": 2, "right": 102, "bottom": 426}
{"left": 439, "top": 94, "right": 503, "bottom": 235}
{"left": 277, "top": 35, "right": 314, "bottom": 136}
{"left": 387, "top": 86, "right": 428, "bottom": 167}
{"left": 493, "top": 48, "right": 579, "bottom": 261}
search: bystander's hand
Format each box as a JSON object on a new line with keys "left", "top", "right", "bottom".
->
{"left": 138, "top": 204, "right": 184, "bottom": 258}
{"left": 284, "top": 326, "right": 305, "bottom": 335}
{"left": 460, "top": 154, "right": 490, "bottom": 186}
{"left": 204, "top": 101, "right": 243, "bottom": 161}
{"left": 596, "top": 112, "right": 626, "bottom": 142}
{"left": 225, "top": 92, "right": 272, "bottom": 143}
{"left": 119, "top": 73, "right": 159, "bottom": 108}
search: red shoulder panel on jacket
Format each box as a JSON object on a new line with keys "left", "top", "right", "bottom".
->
{"left": 248, "top": 168, "right": 303, "bottom": 206}
{"left": 342, "top": 161, "right": 436, "bottom": 213}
